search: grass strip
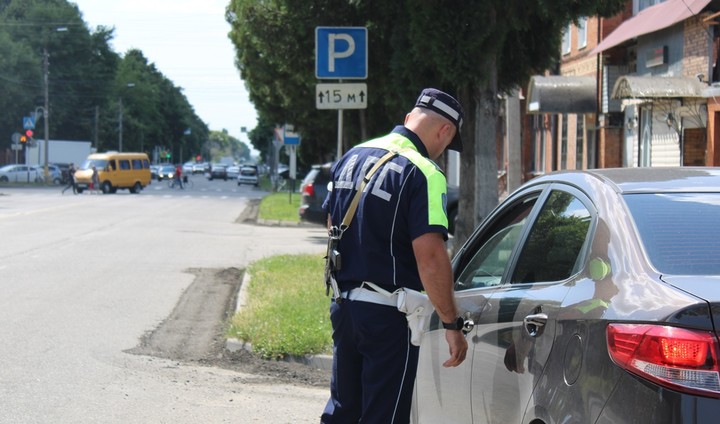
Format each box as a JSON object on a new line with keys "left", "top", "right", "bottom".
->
{"left": 257, "top": 191, "right": 301, "bottom": 223}
{"left": 226, "top": 253, "right": 332, "bottom": 360}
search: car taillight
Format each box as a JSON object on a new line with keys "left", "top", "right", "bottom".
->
{"left": 302, "top": 182, "right": 315, "bottom": 197}
{"left": 607, "top": 323, "right": 720, "bottom": 397}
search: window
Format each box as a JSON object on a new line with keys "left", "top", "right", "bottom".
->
{"left": 511, "top": 190, "right": 592, "bottom": 284}
{"left": 119, "top": 160, "right": 131, "bottom": 170}
{"left": 455, "top": 195, "right": 539, "bottom": 291}
{"left": 562, "top": 24, "right": 572, "bottom": 55}
{"left": 624, "top": 193, "right": 720, "bottom": 275}
{"left": 577, "top": 17, "right": 588, "bottom": 49}
{"left": 638, "top": 0, "right": 664, "bottom": 12}
{"left": 132, "top": 159, "right": 142, "bottom": 169}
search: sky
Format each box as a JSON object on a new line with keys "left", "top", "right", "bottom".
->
{"left": 70, "top": 0, "right": 258, "bottom": 145}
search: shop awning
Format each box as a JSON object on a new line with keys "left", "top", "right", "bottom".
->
{"left": 526, "top": 76, "right": 596, "bottom": 114}
{"left": 591, "top": 0, "right": 711, "bottom": 55}
{"left": 611, "top": 76, "right": 707, "bottom": 99}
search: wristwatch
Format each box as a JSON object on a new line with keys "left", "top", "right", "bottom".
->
{"left": 442, "top": 316, "right": 464, "bottom": 331}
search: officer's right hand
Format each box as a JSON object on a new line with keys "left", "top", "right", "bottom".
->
{"left": 443, "top": 330, "right": 468, "bottom": 367}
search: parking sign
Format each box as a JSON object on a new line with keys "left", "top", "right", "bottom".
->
{"left": 315, "top": 27, "right": 367, "bottom": 79}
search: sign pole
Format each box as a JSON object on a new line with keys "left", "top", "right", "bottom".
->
{"left": 337, "top": 109, "right": 343, "bottom": 162}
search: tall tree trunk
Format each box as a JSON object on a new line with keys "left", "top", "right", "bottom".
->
{"left": 453, "top": 58, "right": 499, "bottom": 256}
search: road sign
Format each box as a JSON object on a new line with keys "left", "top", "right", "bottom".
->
{"left": 316, "top": 83, "right": 367, "bottom": 109}
{"left": 315, "top": 27, "right": 367, "bottom": 79}
{"left": 23, "top": 116, "right": 35, "bottom": 130}
{"left": 283, "top": 124, "right": 300, "bottom": 145}
{"left": 11, "top": 132, "right": 21, "bottom": 144}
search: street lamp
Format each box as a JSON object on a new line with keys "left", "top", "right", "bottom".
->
{"left": 118, "top": 83, "right": 135, "bottom": 152}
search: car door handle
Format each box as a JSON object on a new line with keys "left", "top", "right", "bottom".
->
{"left": 523, "top": 313, "right": 548, "bottom": 337}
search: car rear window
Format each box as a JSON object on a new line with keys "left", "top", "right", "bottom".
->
{"left": 624, "top": 193, "right": 720, "bottom": 275}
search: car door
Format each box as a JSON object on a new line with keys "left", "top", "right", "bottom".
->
{"left": 471, "top": 185, "right": 595, "bottom": 424}
{"left": 412, "top": 187, "right": 543, "bottom": 424}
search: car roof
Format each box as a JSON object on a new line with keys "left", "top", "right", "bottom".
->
{"left": 532, "top": 167, "right": 720, "bottom": 194}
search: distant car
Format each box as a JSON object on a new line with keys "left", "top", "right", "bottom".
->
{"left": 157, "top": 165, "right": 175, "bottom": 181}
{"left": 182, "top": 162, "right": 194, "bottom": 174}
{"left": 446, "top": 184, "right": 459, "bottom": 235}
{"left": 31, "top": 165, "right": 63, "bottom": 185}
{"left": 412, "top": 167, "right": 720, "bottom": 424}
{"left": 52, "top": 162, "right": 72, "bottom": 184}
{"left": 226, "top": 165, "right": 240, "bottom": 179}
{"left": 208, "top": 164, "right": 227, "bottom": 181}
{"left": 192, "top": 163, "right": 208, "bottom": 174}
{"left": 150, "top": 165, "right": 160, "bottom": 180}
{"left": 299, "top": 163, "right": 332, "bottom": 224}
{"left": 237, "top": 165, "right": 259, "bottom": 187}
{"left": 0, "top": 164, "right": 42, "bottom": 183}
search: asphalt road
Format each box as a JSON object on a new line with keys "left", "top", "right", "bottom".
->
{"left": 0, "top": 180, "right": 330, "bottom": 423}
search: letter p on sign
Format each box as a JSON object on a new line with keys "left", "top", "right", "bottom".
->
{"left": 316, "top": 27, "right": 367, "bottom": 80}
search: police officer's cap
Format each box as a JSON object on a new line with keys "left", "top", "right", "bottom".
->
{"left": 415, "top": 88, "right": 464, "bottom": 152}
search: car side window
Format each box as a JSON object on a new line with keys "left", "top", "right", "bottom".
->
{"left": 511, "top": 190, "right": 592, "bottom": 284}
{"left": 455, "top": 195, "right": 538, "bottom": 291}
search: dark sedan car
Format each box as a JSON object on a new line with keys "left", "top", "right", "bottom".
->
{"left": 208, "top": 164, "right": 228, "bottom": 181}
{"left": 412, "top": 167, "right": 720, "bottom": 423}
{"left": 299, "top": 163, "right": 332, "bottom": 224}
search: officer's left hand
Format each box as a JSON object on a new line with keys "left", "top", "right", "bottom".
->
{"left": 443, "top": 329, "right": 468, "bottom": 367}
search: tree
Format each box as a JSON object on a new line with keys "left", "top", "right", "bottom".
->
{"left": 227, "top": 0, "right": 626, "bottom": 248}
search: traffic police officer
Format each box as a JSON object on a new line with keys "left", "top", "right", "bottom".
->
{"left": 321, "top": 88, "right": 469, "bottom": 423}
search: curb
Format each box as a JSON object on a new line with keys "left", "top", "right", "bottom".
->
{"left": 225, "top": 268, "right": 333, "bottom": 372}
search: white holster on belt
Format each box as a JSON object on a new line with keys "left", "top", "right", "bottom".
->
{"left": 364, "top": 282, "right": 434, "bottom": 346}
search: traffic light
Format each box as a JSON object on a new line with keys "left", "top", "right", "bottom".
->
{"left": 196, "top": 155, "right": 201, "bottom": 161}
{"left": 25, "top": 129, "right": 33, "bottom": 138}
{"left": 166, "top": 152, "right": 171, "bottom": 160}
{"left": 20, "top": 135, "right": 27, "bottom": 144}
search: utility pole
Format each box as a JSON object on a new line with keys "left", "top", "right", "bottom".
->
{"left": 118, "top": 97, "right": 123, "bottom": 152}
{"left": 43, "top": 48, "right": 50, "bottom": 182}
{"left": 94, "top": 106, "right": 99, "bottom": 151}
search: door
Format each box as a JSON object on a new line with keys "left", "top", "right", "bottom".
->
{"left": 412, "top": 187, "right": 543, "bottom": 423}
{"left": 471, "top": 187, "right": 594, "bottom": 424}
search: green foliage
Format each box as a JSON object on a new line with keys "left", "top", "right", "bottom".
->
{"left": 226, "top": 253, "right": 331, "bottom": 359}
{"left": 0, "top": 0, "right": 210, "bottom": 161}
{"left": 207, "top": 129, "right": 251, "bottom": 162}
{"left": 226, "top": 0, "right": 626, "bottom": 172}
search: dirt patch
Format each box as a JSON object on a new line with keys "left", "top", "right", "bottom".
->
{"left": 235, "top": 198, "right": 261, "bottom": 224}
{"left": 126, "top": 267, "right": 331, "bottom": 388}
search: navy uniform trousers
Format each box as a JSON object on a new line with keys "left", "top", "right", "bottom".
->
{"left": 321, "top": 297, "right": 419, "bottom": 424}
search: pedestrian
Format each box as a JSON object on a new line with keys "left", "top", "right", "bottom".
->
{"left": 91, "top": 165, "right": 100, "bottom": 194}
{"left": 320, "top": 88, "right": 469, "bottom": 424}
{"left": 61, "top": 163, "right": 77, "bottom": 195}
{"left": 173, "top": 163, "right": 184, "bottom": 189}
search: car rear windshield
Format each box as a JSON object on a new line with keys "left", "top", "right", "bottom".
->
{"left": 624, "top": 193, "right": 720, "bottom": 275}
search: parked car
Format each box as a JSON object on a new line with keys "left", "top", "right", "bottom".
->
{"left": 446, "top": 184, "right": 459, "bottom": 235}
{"left": 208, "top": 164, "right": 227, "bottom": 181}
{"left": 31, "top": 165, "right": 63, "bottom": 185}
{"left": 299, "top": 163, "right": 332, "bottom": 224}
{"left": 412, "top": 167, "right": 720, "bottom": 424}
{"left": 237, "top": 165, "right": 259, "bottom": 187}
{"left": 52, "top": 162, "right": 72, "bottom": 184}
{"left": 0, "top": 164, "right": 42, "bottom": 183}
{"left": 156, "top": 165, "right": 175, "bottom": 181}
